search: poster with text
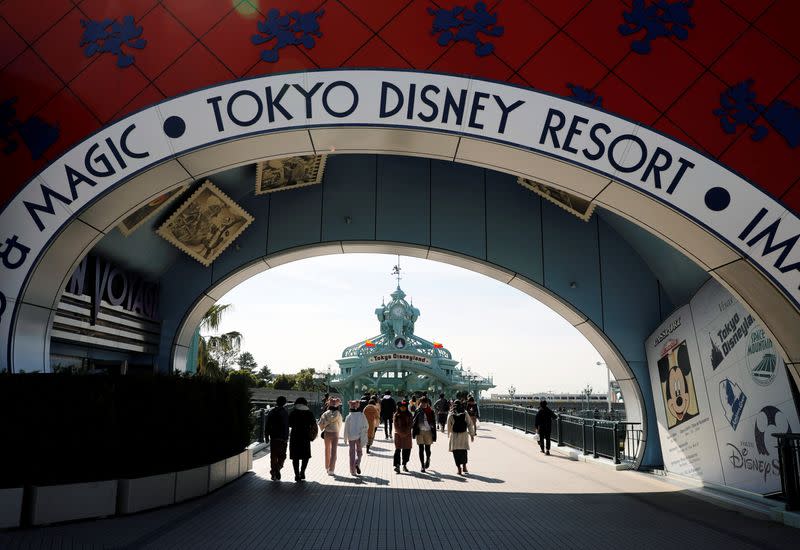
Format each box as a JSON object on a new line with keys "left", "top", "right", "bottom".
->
{"left": 645, "top": 305, "right": 724, "bottom": 483}
{"left": 690, "top": 279, "right": 798, "bottom": 494}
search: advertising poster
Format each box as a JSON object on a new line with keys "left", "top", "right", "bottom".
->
{"left": 690, "top": 279, "right": 799, "bottom": 494}
{"left": 645, "top": 305, "right": 724, "bottom": 483}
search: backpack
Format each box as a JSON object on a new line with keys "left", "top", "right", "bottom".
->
{"left": 452, "top": 413, "right": 467, "bottom": 433}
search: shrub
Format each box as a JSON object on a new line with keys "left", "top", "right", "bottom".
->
{"left": 0, "top": 373, "right": 251, "bottom": 487}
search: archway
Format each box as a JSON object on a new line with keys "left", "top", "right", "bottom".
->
{"left": 2, "top": 71, "right": 799, "bottom": 477}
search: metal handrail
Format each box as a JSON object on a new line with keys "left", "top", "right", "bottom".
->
{"left": 481, "top": 403, "right": 641, "bottom": 464}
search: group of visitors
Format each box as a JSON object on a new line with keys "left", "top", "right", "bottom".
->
{"left": 263, "top": 390, "right": 483, "bottom": 481}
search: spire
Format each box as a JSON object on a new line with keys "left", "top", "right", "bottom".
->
{"left": 391, "top": 255, "right": 402, "bottom": 288}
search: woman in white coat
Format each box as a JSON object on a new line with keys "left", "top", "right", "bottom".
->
{"left": 343, "top": 399, "right": 369, "bottom": 476}
{"left": 447, "top": 399, "right": 476, "bottom": 475}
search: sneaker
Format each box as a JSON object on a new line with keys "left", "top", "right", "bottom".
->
{"left": 394, "top": 466, "right": 400, "bottom": 473}
{"left": 403, "top": 464, "right": 409, "bottom": 472}
{"left": 463, "top": 466, "right": 469, "bottom": 474}
{"left": 327, "top": 469, "right": 334, "bottom": 475}
{"left": 546, "top": 450, "right": 550, "bottom": 455}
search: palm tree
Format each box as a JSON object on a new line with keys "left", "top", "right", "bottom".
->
{"left": 197, "top": 304, "right": 242, "bottom": 379}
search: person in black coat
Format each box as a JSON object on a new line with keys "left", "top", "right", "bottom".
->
{"left": 265, "top": 396, "right": 290, "bottom": 480}
{"left": 534, "top": 399, "right": 557, "bottom": 455}
{"left": 288, "top": 397, "right": 316, "bottom": 482}
{"left": 380, "top": 390, "right": 397, "bottom": 439}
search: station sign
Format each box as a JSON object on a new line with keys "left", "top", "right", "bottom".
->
{"left": 0, "top": 69, "right": 798, "bottom": 371}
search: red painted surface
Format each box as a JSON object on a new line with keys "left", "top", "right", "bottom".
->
{"left": 0, "top": 0, "right": 797, "bottom": 212}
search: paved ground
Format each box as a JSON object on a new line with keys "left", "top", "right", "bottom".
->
{"left": 1, "top": 422, "right": 796, "bottom": 549}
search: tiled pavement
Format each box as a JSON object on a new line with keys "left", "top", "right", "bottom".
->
{"left": 1, "top": 423, "right": 796, "bottom": 549}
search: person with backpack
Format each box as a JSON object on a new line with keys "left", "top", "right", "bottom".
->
{"left": 433, "top": 393, "right": 449, "bottom": 432}
{"left": 466, "top": 395, "right": 480, "bottom": 429}
{"left": 265, "top": 396, "right": 290, "bottom": 481}
{"left": 343, "top": 400, "right": 369, "bottom": 476}
{"left": 447, "top": 399, "right": 476, "bottom": 475}
{"left": 380, "top": 390, "right": 397, "bottom": 439}
{"left": 288, "top": 397, "right": 316, "bottom": 482}
{"left": 318, "top": 397, "right": 343, "bottom": 475}
{"left": 535, "top": 399, "right": 557, "bottom": 455}
{"left": 392, "top": 400, "right": 413, "bottom": 473}
{"left": 412, "top": 397, "right": 437, "bottom": 472}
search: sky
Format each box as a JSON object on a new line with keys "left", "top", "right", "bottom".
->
{"left": 210, "top": 253, "right": 611, "bottom": 395}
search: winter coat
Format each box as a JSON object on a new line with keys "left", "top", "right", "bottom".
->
{"left": 433, "top": 398, "right": 450, "bottom": 415}
{"left": 447, "top": 411, "right": 476, "bottom": 452}
{"left": 318, "top": 409, "right": 343, "bottom": 434}
{"left": 535, "top": 406, "right": 557, "bottom": 434}
{"left": 363, "top": 404, "right": 380, "bottom": 433}
{"left": 265, "top": 405, "right": 289, "bottom": 442}
{"left": 393, "top": 410, "right": 413, "bottom": 449}
{"left": 380, "top": 395, "right": 397, "bottom": 420}
{"left": 288, "top": 405, "right": 315, "bottom": 460}
{"left": 412, "top": 408, "right": 437, "bottom": 442}
{"left": 343, "top": 411, "right": 369, "bottom": 446}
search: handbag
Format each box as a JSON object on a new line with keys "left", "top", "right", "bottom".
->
{"left": 308, "top": 421, "right": 318, "bottom": 442}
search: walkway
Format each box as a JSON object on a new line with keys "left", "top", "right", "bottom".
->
{"left": 1, "top": 423, "right": 796, "bottom": 549}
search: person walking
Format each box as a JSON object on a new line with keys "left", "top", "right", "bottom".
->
{"left": 380, "top": 390, "right": 397, "bottom": 439}
{"left": 535, "top": 399, "right": 557, "bottom": 455}
{"left": 288, "top": 397, "right": 316, "bottom": 482}
{"left": 318, "top": 397, "right": 343, "bottom": 475}
{"left": 466, "top": 395, "right": 480, "bottom": 429}
{"left": 447, "top": 399, "right": 476, "bottom": 475}
{"left": 392, "top": 400, "right": 413, "bottom": 473}
{"left": 412, "top": 397, "right": 437, "bottom": 472}
{"left": 265, "top": 396, "right": 290, "bottom": 481}
{"left": 343, "top": 400, "right": 369, "bottom": 476}
{"left": 434, "top": 393, "right": 449, "bottom": 432}
{"left": 363, "top": 397, "right": 380, "bottom": 454}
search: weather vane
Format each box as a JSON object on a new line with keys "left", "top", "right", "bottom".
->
{"left": 391, "top": 255, "right": 402, "bottom": 286}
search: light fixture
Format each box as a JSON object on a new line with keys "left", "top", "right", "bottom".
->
{"left": 569, "top": 281, "right": 577, "bottom": 288}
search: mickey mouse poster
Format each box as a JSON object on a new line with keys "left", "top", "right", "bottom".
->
{"left": 657, "top": 341, "right": 700, "bottom": 429}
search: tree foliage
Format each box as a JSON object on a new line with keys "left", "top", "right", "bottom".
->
{"left": 236, "top": 352, "right": 258, "bottom": 373}
{"left": 273, "top": 373, "right": 295, "bottom": 390}
{"left": 197, "top": 304, "right": 242, "bottom": 380}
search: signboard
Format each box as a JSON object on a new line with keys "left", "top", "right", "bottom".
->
{"left": 646, "top": 305, "right": 725, "bottom": 483}
{"left": 1, "top": 70, "right": 799, "bottom": 372}
{"left": 368, "top": 353, "right": 431, "bottom": 366}
{"left": 690, "top": 279, "right": 798, "bottom": 494}
{"left": 647, "top": 280, "right": 799, "bottom": 494}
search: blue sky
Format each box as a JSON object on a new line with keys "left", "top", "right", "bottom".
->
{"left": 211, "top": 254, "right": 610, "bottom": 395}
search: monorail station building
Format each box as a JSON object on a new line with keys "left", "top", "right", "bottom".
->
{"left": 1, "top": 1, "right": 799, "bottom": 544}
{"left": 334, "top": 282, "right": 494, "bottom": 399}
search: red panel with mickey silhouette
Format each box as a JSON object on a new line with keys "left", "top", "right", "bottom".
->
{"left": 0, "top": 0, "right": 795, "bottom": 218}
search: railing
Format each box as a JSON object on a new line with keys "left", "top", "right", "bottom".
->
{"left": 481, "top": 404, "right": 641, "bottom": 464}
{"left": 774, "top": 433, "right": 800, "bottom": 511}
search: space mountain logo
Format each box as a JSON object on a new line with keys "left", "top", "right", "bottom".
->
{"left": 746, "top": 328, "right": 778, "bottom": 386}
{"left": 718, "top": 378, "right": 746, "bottom": 430}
